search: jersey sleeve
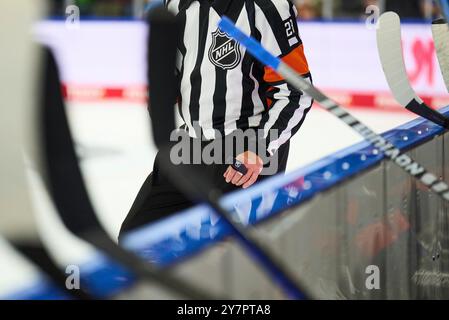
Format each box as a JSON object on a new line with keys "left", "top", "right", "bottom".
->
{"left": 254, "top": 0, "right": 313, "bottom": 156}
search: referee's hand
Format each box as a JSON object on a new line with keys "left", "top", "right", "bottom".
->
{"left": 224, "top": 151, "right": 263, "bottom": 189}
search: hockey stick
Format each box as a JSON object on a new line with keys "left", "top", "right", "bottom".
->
{"left": 432, "top": 18, "right": 449, "bottom": 93}
{"left": 146, "top": 6, "right": 309, "bottom": 300}
{"left": 218, "top": 16, "right": 449, "bottom": 203}
{"left": 39, "top": 47, "right": 214, "bottom": 300}
{"left": 376, "top": 12, "right": 449, "bottom": 129}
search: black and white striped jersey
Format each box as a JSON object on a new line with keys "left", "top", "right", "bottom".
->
{"left": 164, "top": 0, "right": 313, "bottom": 156}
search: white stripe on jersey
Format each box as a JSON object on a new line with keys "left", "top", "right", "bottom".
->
{"left": 199, "top": 10, "right": 219, "bottom": 140}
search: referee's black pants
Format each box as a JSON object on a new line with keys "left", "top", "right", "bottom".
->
{"left": 118, "top": 141, "right": 290, "bottom": 243}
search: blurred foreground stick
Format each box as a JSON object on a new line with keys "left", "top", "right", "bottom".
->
{"left": 39, "top": 45, "right": 214, "bottom": 299}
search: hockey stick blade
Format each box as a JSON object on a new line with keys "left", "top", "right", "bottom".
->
{"left": 218, "top": 16, "right": 449, "bottom": 203}
{"left": 376, "top": 12, "right": 449, "bottom": 129}
{"left": 39, "top": 47, "right": 216, "bottom": 300}
{"left": 432, "top": 18, "right": 449, "bottom": 93}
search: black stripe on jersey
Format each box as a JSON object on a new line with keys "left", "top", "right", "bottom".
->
{"left": 176, "top": 10, "right": 187, "bottom": 121}
{"left": 254, "top": 0, "right": 294, "bottom": 54}
{"left": 259, "top": 86, "right": 280, "bottom": 124}
{"left": 212, "top": 71, "right": 227, "bottom": 136}
{"left": 178, "top": 0, "right": 195, "bottom": 11}
{"left": 188, "top": 2, "right": 211, "bottom": 127}
{"left": 236, "top": 0, "right": 257, "bottom": 130}
{"left": 212, "top": 0, "right": 233, "bottom": 15}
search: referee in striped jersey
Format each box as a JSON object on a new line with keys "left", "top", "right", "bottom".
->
{"left": 119, "top": 0, "right": 313, "bottom": 239}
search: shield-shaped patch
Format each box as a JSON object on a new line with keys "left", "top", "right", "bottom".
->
{"left": 208, "top": 28, "right": 242, "bottom": 70}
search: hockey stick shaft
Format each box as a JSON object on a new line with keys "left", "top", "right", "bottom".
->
{"left": 218, "top": 17, "right": 449, "bottom": 203}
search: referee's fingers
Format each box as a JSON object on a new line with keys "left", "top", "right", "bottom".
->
{"left": 236, "top": 169, "right": 253, "bottom": 186}
{"left": 243, "top": 171, "right": 260, "bottom": 189}
{"left": 225, "top": 167, "right": 238, "bottom": 183}
{"left": 231, "top": 169, "right": 244, "bottom": 185}
{"left": 223, "top": 166, "right": 231, "bottom": 178}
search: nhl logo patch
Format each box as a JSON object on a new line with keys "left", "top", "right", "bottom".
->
{"left": 208, "top": 28, "right": 242, "bottom": 70}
